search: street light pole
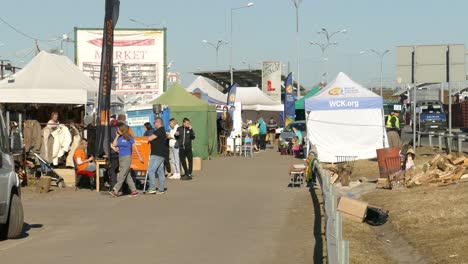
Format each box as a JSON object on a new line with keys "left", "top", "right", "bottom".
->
{"left": 360, "top": 49, "right": 390, "bottom": 96}
{"left": 203, "top": 39, "right": 228, "bottom": 67}
{"left": 230, "top": 2, "right": 254, "bottom": 86}
{"left": 291, "top": 0, "right": 302, "bottom": 97}
{"left": 310, "top": 28, "right": 346, "bottom": 84}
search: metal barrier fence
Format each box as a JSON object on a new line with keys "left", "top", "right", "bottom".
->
{"left": 311, "top": 159, "right": 349, "bottom": 264}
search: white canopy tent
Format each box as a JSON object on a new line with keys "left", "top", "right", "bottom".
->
{"left": 236, "top": 86, "right": 283, "bottom": 111}
{"left": 186, "top": 76, "right": 227, "bottom": 104}
{"left": 0, "top": 51, "right": 97, "bottom": 104}
{"left": 305, "top": 72, "right": 388, "bottom": 162}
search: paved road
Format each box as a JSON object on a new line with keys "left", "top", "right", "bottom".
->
{"left": 0, "top": 149, "right": 316, "bottom": 264}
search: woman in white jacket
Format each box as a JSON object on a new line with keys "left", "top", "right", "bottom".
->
{"left": 167, "top": 118, "right": 181, "bottom": 179}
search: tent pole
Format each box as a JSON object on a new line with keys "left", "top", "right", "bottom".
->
{"left": 305, "top": 110, "right": 309, "bottom": 159}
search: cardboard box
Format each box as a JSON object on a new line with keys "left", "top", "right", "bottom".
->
{"left": 337, "top": 196, "right": 368, "bottom": 222}
{"left": 193, "top": 157, "right": 202, "bottom": 171}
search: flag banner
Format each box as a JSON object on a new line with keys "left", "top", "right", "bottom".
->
{"left": 95, "top": 0, "right": 120, "bottom": 157}
{"left": 284, "top": 72, "right": 295, "bottom": 127}
{"left": 262, "top": 61, "right": 281, "bottom": 102}
{"left": 227, "top": 83, "right": 238, "bottom": 107}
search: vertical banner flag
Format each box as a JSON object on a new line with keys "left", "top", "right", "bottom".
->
{"left": 95, "top": 0, "right": 120, "bottom": 157}
{"left": 284, "top": 72, "right": 295, "bottom": 127}
{"left": 262, "top": 61, "right": 281, "bottom": 102}
{"left": 227, "top": 83, "right": 238, "bottom": 106}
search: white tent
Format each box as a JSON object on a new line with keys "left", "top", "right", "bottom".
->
{"left": 304, "top": 72, "right": 388, "bottom": 162}
{"left": 236, "top": 86, "right": 283, "bottom": 111}
{"left": 0, "top": 51, "right": 97, "bottom": 104}
{"left": 186, "top": 76, "right": 227, "bottom": 105}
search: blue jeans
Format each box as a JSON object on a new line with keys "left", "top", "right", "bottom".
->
{"left": 147, "top": 155, "right": 165, "bottom": 192}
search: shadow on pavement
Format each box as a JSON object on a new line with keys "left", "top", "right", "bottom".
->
{"left": 0, "top": 223, "right": 43, "bottom": 241}
{"left": 309, "top": 182, "right": 324, "bottom": 264}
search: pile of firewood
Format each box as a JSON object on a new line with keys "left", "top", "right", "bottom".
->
{"left": 384, "top": 154, "right": 468, "bottom": 189}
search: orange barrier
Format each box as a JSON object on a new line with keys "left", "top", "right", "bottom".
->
{"left": 131, "top": 137, "right": 150, "bottom": 171}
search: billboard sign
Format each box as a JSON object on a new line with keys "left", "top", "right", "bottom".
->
{"left": 75, "top": 28, "right": 166, "bottom": 95}
{"left": 396, "top": 44, "right": 466, "bottom": 84}
{"left": 262, "top": 61, "right": 281, "bottom": 102}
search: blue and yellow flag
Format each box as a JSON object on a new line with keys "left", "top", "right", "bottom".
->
{"left": 284, "top": 73, "right": 295, "bottom": 127}
{"left": 227, "top": 83, "right": 238, "bottom": 106}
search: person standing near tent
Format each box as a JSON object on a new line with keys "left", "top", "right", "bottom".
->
{"left": 146, "top": 117, "right": 168, "bottom": 194}
{"left": 47, "top": 111, "right": 60, "bottom": 129}
{"left": 292, "top": 126, "right": 302, "bottom": 144}
{"left": 258, "top": 117, "right": 267, "bottom": 151}
{"left": 143, "top": 122, "right": 154, "bottom": 137}
{"left": 247, "top": 120, "right": 260, "bottom": 152}
{"left": 386, "top": 111, "right": 401, "bottom": 148}
{"left": 109, "top": 124, "right": 143, "bottom": 197}
{"left": 266, "top": 117, "right": 277, "bottom": 147}
{"left": 176, "top": 118, "right": 196, "bottom": 181}
{"left": 167, "top": 118, "right": 181, "bottom": 180}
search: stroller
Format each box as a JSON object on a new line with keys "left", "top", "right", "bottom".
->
{"left": 31, "top": 152, "right": 65, "bottom": 188}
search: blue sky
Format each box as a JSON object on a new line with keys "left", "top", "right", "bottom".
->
{"left": 1, "top": 0, "right": 468, "bottom": 88}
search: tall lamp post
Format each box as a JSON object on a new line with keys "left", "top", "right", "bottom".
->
{"left": 360, "top": 49, "right": 391, "bottom": 96}
{"left": 230, "top": 2, "right": 254, "bottom": 86}
{"left": 310, "top": 28, "right": 346, "bottom": 83}
{"left": 202, "top": 39, "right": 228, "bottom": 67}
{"left": 290, "top": 0, "right": 302, "bottom": 97}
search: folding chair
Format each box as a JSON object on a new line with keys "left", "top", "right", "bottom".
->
{"left": 242, "top": 137, "right": 254, "bottom": 157}
{"left": 73, "top": 159, "right": 95, "bottom": 191}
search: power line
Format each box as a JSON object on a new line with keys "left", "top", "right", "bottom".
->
{"left": 0, "top": 16, "right": 59, "bottom": 42}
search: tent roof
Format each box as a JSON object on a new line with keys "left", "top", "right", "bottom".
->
{"left": 305, "top": 72, "right": 383, "bottom": 111}
{"left": 295, "top": 86, "right": 321, "bottom": 110}
{"left": 150, "top": 83, "right": 212, "bottom": 112}
{"left": 186, "top": 76, "right": 227, "bottom": 104}
{"left": 236, "top": 86, "right": 284, "bottom": 111}
{"left": 0, "top": 51, "right": 98, "bottom": 104}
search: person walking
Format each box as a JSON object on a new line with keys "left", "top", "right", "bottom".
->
{"left": 258, "top": 117, "right": 267, "bottom": 151}
{"left": 176, "top": 118, "right": 195, "bottom": 180}
{"left": 167, "top": 118, "right": 181, "bottom": 180}
{"left": 146, "top": 118, "right": 168, "bottom": 194}
{"left": 109, "top": 124, "right": 143, "bottom": 197}
{"left": 266, "top": 117, "right": 277, "bottom": 147}
{"left": 387, "top": 111, "right": 401, "bottom": 148}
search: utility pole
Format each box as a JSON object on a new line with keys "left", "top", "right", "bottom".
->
{"left": 0, "top": 60, "right": 11, "bottom": 80}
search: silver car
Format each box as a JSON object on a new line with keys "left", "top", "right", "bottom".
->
{"left": 278, "top": 120, "right": 307, "bottom": 150}
{"left": 0, "top": 108, "right": 24, "bottom": 239}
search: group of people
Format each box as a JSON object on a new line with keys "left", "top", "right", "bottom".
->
{"left": 74, "top": 113, "right": 196, "bottom": 197}
{"left": 246, "top": 117, "right": 277, "bottom": 152}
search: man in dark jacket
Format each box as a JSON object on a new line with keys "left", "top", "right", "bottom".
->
{"left": 175, "top": 117, "right": 195, "bottom": 180}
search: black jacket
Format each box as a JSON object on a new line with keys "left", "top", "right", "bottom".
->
{"left": 176, "top": 126, "right": 195, "bottom": 149}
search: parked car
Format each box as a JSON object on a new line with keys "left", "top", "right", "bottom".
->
{"left": 410, "top": 100, "right": 447, "bottom": 132}
{"left": 0, "top": 108, "right": 24, "bottom": 239}
{"left": 278, "top": 120, "right": 307, "bottom": 151}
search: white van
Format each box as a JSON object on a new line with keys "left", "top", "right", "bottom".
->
{"left": 0, "top": 108, "right": 24, "bottom": 239}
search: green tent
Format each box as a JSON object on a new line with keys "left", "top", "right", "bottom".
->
{"left": 295, "top": 86, "right": 321, "bottom": 110}
{"left": 150, "top": 84, "right": 218, "bottom": 159}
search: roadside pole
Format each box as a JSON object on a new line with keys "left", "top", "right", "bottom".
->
{"left": 448, "top": 82, "right": 452, "bottom": 153}
{"left": 413, "top": 85, "right": 417, "bottom": 150}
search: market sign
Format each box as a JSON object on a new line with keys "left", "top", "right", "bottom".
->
{"left": 75, "top": 28, "right": 166, "bottom": 95}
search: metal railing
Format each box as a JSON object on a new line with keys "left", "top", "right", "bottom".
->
{"left": 311, "top": 158, "right": 349, "bottom": 264}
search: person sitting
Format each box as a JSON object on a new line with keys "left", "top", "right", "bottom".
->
{"left": 74, "top": 139, "right": 96, "bottom": 172}
{"left": 289, "top": 136, "right": 301, "bottom": 156}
